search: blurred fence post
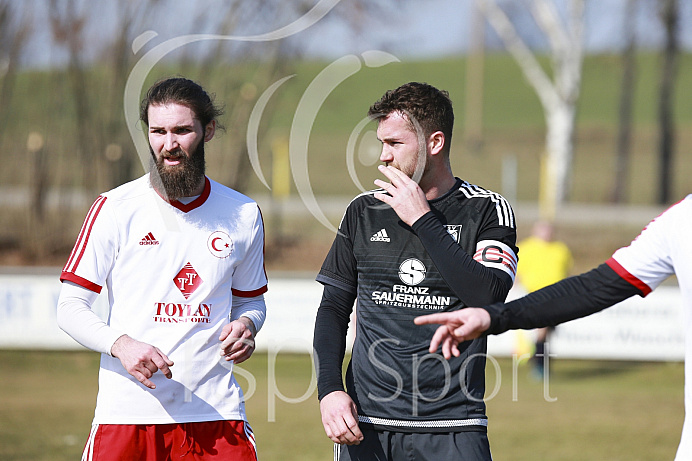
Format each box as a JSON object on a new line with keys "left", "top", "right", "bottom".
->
{"left": 270, "top": 136, "right": 291, "bottom": 247}
{"left": 27, "top": 132, "right": 48, "bottom": 259}
{"left": 502, "top": 152, "right": 517, "bottom": 206}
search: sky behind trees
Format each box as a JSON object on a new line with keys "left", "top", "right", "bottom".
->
{"left": 17, "top": 0, "right": 692, "bottom": 70}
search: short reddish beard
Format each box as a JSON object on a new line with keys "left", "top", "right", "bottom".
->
{"left": 149, "top": 140, "right": 206, "bottom": 201}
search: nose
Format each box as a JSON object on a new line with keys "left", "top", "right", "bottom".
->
{"left": 163, "top": 133, "right": 178, "bottom": 152}
{"left": 379, "top": 145, "right": 393, "bottom": 164}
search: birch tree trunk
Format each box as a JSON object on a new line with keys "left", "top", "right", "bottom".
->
{"left": 477, "top": 0, "right": 584, "bottom": 220}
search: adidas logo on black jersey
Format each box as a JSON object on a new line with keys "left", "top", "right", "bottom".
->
{"left": 370, "top": 229, "right": 390, "bottom": 242}
{"left": 140, "top": 232, "right": 160, "bottom": 245}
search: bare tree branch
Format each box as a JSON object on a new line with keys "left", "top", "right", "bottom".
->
{"left": 477, "top": 0, "right": 585, "bottom": 219}
{"left": 531, "top": 0, "right": 570, "bottom": 58}
{"left": 0, "top": 2, "right": 32, "bottom": 146}
{"left": 49, "top": 0, "right": 97, "bottom": 191}
{"left": 477, "top": 0, "right": 559, "bottom": 110}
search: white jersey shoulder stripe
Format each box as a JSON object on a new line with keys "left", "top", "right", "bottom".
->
{"left": 339, "top": 184, "right": 517, "bottom": 230}
{"left": 458, "top": 181, "right": 515, "bottom": 228}
{"left": 63, "top": 195, "right": 107, "bottom": 274}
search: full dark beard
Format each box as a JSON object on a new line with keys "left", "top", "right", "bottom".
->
{"left": 149, "top": 142, "right": 206, "bottom": 201}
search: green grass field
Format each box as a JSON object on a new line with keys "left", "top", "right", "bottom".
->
{"left": 0, "top": 350, "right": 683, "bottom": 460}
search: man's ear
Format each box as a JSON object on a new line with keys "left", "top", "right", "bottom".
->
{"left": 428, "top": 131, "right": 445, "bottom": 156}
{"left": 204, "top": 120, "right": 216, "bottom": 142}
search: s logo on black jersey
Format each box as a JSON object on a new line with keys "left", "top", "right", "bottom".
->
{"left": 398, "top": 258, "right": 426, "bottom": 286}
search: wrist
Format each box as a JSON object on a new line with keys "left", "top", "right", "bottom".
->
{"left": 238, "top": 316, "right": 257, "bottom": 337}
{"left": 410, "top": 210, "right": 436, "bottom": 230}
{"left": 109, "top": 334, "right": 130, "bottom": 357}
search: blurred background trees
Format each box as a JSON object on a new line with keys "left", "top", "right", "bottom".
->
{"left": 0, "top": 0, "right": 689, "bottom": 266}
{"left": 656, "top": 0, "right": 680, "bottom": 205}
{"left": 0, "top": 0, "right": 378, "bottom": 263}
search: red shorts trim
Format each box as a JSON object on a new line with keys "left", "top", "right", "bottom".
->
{"left": 82, "top": 420, "right": 257, "bottom": 461}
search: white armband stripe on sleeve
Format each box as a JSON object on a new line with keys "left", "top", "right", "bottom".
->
{"left": 474, "top": 240, "right": 518, "bottom": 280}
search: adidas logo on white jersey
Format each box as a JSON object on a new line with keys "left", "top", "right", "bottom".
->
{"left": 370, "top": 229, "right": 390, "bottom": 242}
{"left": 140, "top": 232, "right": 160, "bottom": 246}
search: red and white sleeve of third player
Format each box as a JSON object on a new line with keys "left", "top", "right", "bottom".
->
{"left": 607, "top": 198, "right": 684, "bottom": 296}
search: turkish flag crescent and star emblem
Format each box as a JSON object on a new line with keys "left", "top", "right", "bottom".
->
{"left": 174, "top": 263, "right": 203, "bottom": 299}
{"left": 207, "top": 231, "right": 233, "bottom": 258}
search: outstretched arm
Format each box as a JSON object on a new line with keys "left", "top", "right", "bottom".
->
{"left": 414, "top": 308, "right": 491, "bottom": 359}
{"left": 416, "top": 263, "right": 644, "bottom": 359}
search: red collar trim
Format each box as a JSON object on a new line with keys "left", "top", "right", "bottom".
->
{"left": 155, "top": 176, "right": 211, "bottom": 212}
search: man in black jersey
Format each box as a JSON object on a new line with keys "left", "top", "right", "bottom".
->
{"left": 313, "top": 82, "right": 519, "bottom": 460}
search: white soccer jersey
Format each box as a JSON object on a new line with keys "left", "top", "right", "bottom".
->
{"left": 60, "top": 174, "right": 267, "bottom": 424}
{"left": 607, "top": 195, "right": 692, "bottom": 460}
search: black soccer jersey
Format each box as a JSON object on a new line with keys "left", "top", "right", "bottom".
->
{"left": 316, "top": 178, "right": 518, "bottom": 432}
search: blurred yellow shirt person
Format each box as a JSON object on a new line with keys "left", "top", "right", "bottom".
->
{"left": 516, "top": 221, "right": 572, "bottom": 377}
{"left": 517, "top": 222, "right": 573, "bottom": 293}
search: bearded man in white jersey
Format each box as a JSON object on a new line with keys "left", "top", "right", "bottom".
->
{"left": 57, "top": 77, "right": 266, "bottom": 460}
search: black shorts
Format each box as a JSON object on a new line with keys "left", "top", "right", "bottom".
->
{"left": 335, "top": 426, "right": 492, "bottom": 461}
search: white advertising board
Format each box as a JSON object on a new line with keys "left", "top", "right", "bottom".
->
{"left": 0, "top": 271, "right": 684, "bottom": 361}
{"left": 486, "top": 286, "right": 685, "bottom": 361}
